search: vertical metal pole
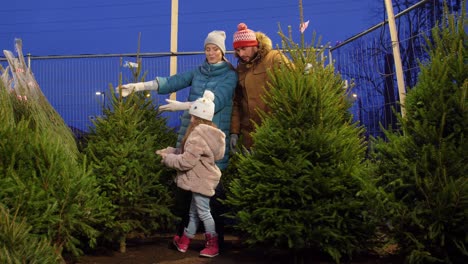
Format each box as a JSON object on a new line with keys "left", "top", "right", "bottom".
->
{"left": 384, "top": 0, "right": 406, "bottom": 117}
{"left": 169, "top": 0, "right": 179, "bottom": 100}
{"left": 299, "top": 0, "right": 304, "bottom": 47}
{"left": 27, "top": 53, "right": 31, "bottom": 69}
{"left": 320, "top": 45, "right": 325, "bottom": 65}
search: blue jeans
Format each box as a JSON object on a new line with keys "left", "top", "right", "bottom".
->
{"left": 185, "top": 192, "right": 216, "bottom": 237}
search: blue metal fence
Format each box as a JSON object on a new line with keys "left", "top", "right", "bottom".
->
{"left": 0, "top": 53, "right": 237, "bottom": 132}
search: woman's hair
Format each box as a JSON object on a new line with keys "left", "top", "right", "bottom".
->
{"left": 223, "top": 56, "right": 236, "bottom": 71}
{"left": 181, "top": 115, "right": 217, "bottom": 152}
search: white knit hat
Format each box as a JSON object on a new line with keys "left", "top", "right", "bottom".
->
{"left": 189, "top": 90, "right": 215, "bottom": 121}
{"left": 204, "top": 30, "right": 226, "bottom": 55}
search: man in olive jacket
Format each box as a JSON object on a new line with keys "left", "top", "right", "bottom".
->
{"left": 230, "top": 22, "right": 290, "bottom": 151}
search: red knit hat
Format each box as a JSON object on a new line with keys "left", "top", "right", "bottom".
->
{"left": 233, "top": 23, "right": 258, "bottom": 49}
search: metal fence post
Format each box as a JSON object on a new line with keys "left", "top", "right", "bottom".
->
{"left": 27, "top": 53, "right": 31, "bottom": 69}
{"left": 384, "top": 0, "right": 407, "bottom": 118}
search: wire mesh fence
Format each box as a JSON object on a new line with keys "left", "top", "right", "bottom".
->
{"left": 1, "top": 53, "right": 237, "bottom": 132}
{"left": 329, "top": 0, "right": 461, "bottom": 138}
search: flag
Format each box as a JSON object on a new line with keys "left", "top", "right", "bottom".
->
{"left": 299, "top": 20, "right": 310, "bottom": 34}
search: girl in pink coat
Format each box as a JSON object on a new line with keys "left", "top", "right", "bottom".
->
{"left": 156, "top": 90, "right": 225, "bottom": 257}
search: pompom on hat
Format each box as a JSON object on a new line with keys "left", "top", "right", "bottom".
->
{"left": 233, "top": 23, "right": 258, "bottom": 49}
{"left": 189, "top": 90, "right": 216, "bottom": 121}
{"left": 205, "top": 30, "right": 226, "bottom": 55}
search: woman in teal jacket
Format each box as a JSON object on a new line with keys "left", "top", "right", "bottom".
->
{"left": 119, "top": 30, "right": 237, "bottom": 170}
{"left": 156, "top": 57, "right": 236, "bottom": 170}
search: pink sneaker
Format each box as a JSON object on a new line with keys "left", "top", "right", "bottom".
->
{"left": 199, "top": 233, "right": 219, "bottom": 257}
{"left": 173, "top": 233, "right": 190, "bottom": 253}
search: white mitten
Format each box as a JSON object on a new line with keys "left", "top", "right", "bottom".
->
{"left": 116, "top": 80, "right": 158, "bottom": 97}
{"left": 156, "top": 147, "right": 178, "bottom": 155}
{"left": 159, "top": 99, "right": 192, "bottom": 112}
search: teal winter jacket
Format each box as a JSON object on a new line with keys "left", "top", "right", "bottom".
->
{"left": 157, "top": 60, "right": 237, "bottom": 170}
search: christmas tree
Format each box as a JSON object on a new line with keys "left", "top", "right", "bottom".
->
{"left": 371, "top": 3, "right": 467, "bottom": 263}
{"left": 83, "top": 60, "right": 178, "bottom": 253}
{"left": 0, "top": 40, "right": 112, "bottom": 259}
{"left": 225, "top": 28, "right": 379, "bottom": 262}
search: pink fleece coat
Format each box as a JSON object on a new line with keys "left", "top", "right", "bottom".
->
{"left": 158, "top": 124, "right": 226, "bottom": 197}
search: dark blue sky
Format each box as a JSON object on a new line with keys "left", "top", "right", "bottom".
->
{"left": 1, "top": 0, "right": 381, "bottom": 56}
